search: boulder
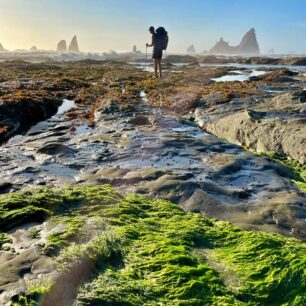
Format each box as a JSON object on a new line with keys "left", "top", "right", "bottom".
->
{"left": 204, "top": 109, "right": 306, "bottom": 165}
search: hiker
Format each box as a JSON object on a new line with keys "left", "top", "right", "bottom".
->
{"left": 146, "top": 26, "right": 168, "bottom": 78}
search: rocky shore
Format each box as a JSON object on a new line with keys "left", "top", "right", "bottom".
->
{"left": 0, "top": 59, "right": 305, "bottom": 305}
{"left": 194, "top": 70, "right": 306, "bottom": 165}
{"left": 199, "top": 55, "right": 306, "bottom": 66}
{"left": 129, "top": 62, "right": 306, "bottom": 166}
{"left": 0, "top": 61, "right": 93, "bottom": 143}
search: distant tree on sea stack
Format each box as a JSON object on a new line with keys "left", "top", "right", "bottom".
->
{"left": 187, "top": 44, "right": 196, "bottom": 54}
{"left": 268, "top": 48, "right": 275, "bottom": 54}
{"left": 57, "top": 40, "right": 67, "bottom": 52}
{"left": 133, "top": 45, "right": 137, "bottom": 53}
{"left": 68, "top": 35, "right": 80, "bottom": 53}
{"left": 30, "top": 46, "right": 38, "bottom": 52}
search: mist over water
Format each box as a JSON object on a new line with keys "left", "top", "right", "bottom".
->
{"left": 0, "top": 0, "right": 306, "bottom": 53}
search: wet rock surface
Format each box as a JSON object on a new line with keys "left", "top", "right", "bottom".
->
{"left": 0, "top": 250, "right": 54, "bottom": 299}
{"left": 0, "top": 91, "right": 62, "bottom": 143}
{"left": 131, "top": 64, "right": 305, "bottom": 164}
{"left": 1, "top": 90, "right": 305, "bottom": 240}
{"left": 0, "top": 61, "right": 93, "bottom": 144}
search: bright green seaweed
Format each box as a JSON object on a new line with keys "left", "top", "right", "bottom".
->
{"left": 0, "top": 232, "right": 12, "bottom": 251}
{"left": 1, "top": 185, "right": 305, "bottom": 306}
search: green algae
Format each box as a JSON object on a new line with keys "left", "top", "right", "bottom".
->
{"left": 12, "top": 279, "right": 53, "bottom": 306}
{"left": 28, "top": 228, "right": 40, "bottom": 239}
{"left": 75, "top": 195, "right": 306, "bottom": 306}
{"left": 2, "top": 185, "right": 305, "bottom": 305}
{"left": 261, "top": 153, "right": 306, "bottom": 193}
{"left": 44, "top": 216, "right": 86, "bottom": 255}
{"left": 0, "top": 185, "right": 121, "bottom": 232}
{"left": 0, "top": 232, "right": 12, "bottom": 251}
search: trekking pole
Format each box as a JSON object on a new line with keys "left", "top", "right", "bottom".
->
{"left": 145, "top": 45, "right": 148, "bottom": 72}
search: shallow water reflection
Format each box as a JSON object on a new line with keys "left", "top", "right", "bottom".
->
{"left": 212, "top": 70, "right": 266, "bottom": 82}
{"left": 56, "top": 99, "right": 75, "bottom": 115}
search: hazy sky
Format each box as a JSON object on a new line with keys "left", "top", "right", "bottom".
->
{"left": 0, "top": 0, "right": 306, "bottom": 53}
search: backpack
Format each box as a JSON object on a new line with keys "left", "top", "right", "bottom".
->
{"left": 156, "top": 27, "right": 169, "bottom": 50}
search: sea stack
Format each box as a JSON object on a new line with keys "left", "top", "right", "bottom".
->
{"left": 238, "top": 28, "right": 260, "bottom": 54}
{"left": 187, "top": 44, "right": 196, "bottom": 54}
{"left": 68, "top": 35, "right": 80, "bottom": 53}
{"left": 209, "top": 28, "right": 260, "bottom": 55}
{"left": 209, "top": 38, "right": 234, "bottom": 54}
{"left": 57, "top": 40, "right": 67, "bottom": 52}
{"left": 0, "top": 42, "right": 6, "bottom": 52}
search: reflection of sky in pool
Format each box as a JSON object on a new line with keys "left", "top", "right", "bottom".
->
{"left": 56, "top": 99, "right": 76, "bottom": 115}
{"left": 128, "top": 62, "right": 190, "bottom": 73}
{"left": 212, "top": 70, "right": 266, "bottom": 82}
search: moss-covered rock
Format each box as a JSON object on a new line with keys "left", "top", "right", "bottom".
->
{"left": 0, "top": 185, "right": 121, "bottom": 231}
{"left": 0, "top": 232, "right": 12, "bottom": 251}
{"left": 1, "top": 185, "right": 305, "bottom": 305}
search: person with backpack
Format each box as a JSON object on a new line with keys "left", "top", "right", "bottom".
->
{"left": 146, "top": 26, "right": 168, "bottom": 78}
